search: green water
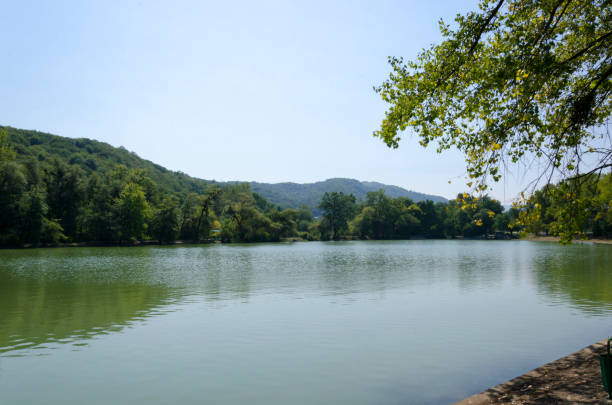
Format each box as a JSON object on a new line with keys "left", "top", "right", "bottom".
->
{"left": 1, "top": 240, "right": 611, "bottom": 404}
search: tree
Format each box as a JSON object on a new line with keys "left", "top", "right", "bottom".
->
{"left": 115, "top": 182, "right": 151, "bottom": 241}
{"left": 20, "top": 186, "right": 47, "bottom": 245}
{"left": 594, "top": 175, "right": 612, "bottom": 237}
{"left": 515, "top": 173, "right": 612, "bottom": 239}
{"left": 179, "top": 193, "right": 200, "bottom": 240}
{"left": 151, "top": 196, "right": 181, "bottom": 243}
{"left": 416, "top": 200, "right": 442, "bottom": 237}
{"left": 193, "top": 187, "right": 221, "bottom": 240}
{"left": 296, "top": 205, "right": 314, "bottom": 232}
{"left": 375, "top": 0, "right": 612, "bottom": 239}
{"left": 318, "top": 192, "right": 356, "bottom": 240}
{"left": 269, "top": 208, "right": 299, "bottom": 237}
{"left": 0, "top": 161, "right": 27, "bottom": 244}
{"left": 40, "top": 218, "right": 66, "bottom": 245}
{"left": 79, "top": 173, "right": 117, "bottom": 241}
{"left": 0, "top": 129, "right": 16, "bottom": 161}
{"left": 350, "top": 190, "right": 403, "bottom": 239}
{"left": 222, "top": 203, "right": 281, "bottom": 242}
{"left": 45, "top": 159, "right": 84, "bottom": 240}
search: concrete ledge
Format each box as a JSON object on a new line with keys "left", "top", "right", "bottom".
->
{"left": 456, "top": 339, "right": 611, "bottom": 404}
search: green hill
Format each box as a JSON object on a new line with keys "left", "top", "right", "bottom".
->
{"left": 4, "top": 126, "right": 210, "bottom": 197}
{"left": 250, "top": 179, "right": 446, "bottom": 215}
{"left": 4, "top": 126, "right": 446, "bottom": 212}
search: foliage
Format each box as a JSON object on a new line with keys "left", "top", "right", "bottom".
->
{"left": 318, "top": 192, "right": 357, "bottom": 240}
{"left": 375, "top": 0, "right": 612, "bottom": 237}
{"left": 443, "top": 194, "right": 505, "bottom": 237}
{"left": 40, "top": 218, "right": 66, "bottom": 244}
{"left": 115, "top": 183, "right": 152, "bottom": 241}
{"left": 2, "top": 126, "right": 210, "bottom": 199}
{"left": 178, "top": 187, "right": 222, "bottom": 241}
{"left": 221, "top": 204, "right": 282, "bottom": 243}
{"left": 516, "top": 173, "right": 612, "bottom": 242}
{"left": 0, "top": 129, "right": 16, "bottom": 161}
{"left": 44, "top": 159, "right": 84, "bottom": 239}
{"left": 0, "top": 161, "right": 27, "bottom": 244}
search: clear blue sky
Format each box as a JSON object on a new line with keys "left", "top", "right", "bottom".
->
{"left": 1, "top": 0, "right": 528, "bottom": 202}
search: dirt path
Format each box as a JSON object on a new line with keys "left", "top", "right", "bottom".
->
{"left": 456, "top": 339, "right": 612, "bottom": 404}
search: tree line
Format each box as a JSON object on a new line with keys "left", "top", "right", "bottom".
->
{"left": 0, "top": 130, "right": 317, "bottom": 246}
{"left": 3, "top": 129, "right": 609, "bottom": 247}
{"left": 319, "top": 173, "right": 612, "bottom": 242}
{"left": 316, "top": 190, "right": 514, "bottom": 241}
{"left": 0, "top": 128, "right": 514, "bottom": 246}
{"left": 516, "top": 173, "right": 612, "bottom": 242}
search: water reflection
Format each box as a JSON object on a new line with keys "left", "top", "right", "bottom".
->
{"left": 0, "top": 248, "right": 177, "bottom": 355}
{"left": 531, "top": 243, "right": 612, "bottom": 314}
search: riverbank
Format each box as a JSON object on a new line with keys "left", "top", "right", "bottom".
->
{"left": 525, "top": 235, "right": 612, "bottom": 245}
{"left": 4, "top": 235, "right": 610, "bottom": 249}
{"left": 456, "top": 339, "right": 611, "bottom": 404}
{"left": 0, "top": 239, "right": 220, "bottom": 249}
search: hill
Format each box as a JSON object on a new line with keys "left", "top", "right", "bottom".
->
{"left": 4, "top": 126, "right": 211, "bottom": 197}
{"left": 250, "top": 179, "right": 446, "bottom": 215}
{"left": 4, "top": 126, "right": 446, "bottom": 212}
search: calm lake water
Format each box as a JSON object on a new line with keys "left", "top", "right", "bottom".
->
{"left": 1, "top": 240, "right": 611, "bottom": 404}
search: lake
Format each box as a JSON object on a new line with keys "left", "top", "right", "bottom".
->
{"left": 1, "top": 240, "right": 611, "bottom": 404}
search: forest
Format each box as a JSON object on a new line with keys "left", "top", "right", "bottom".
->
{"left": 1, "top": 127, "right": 610, "bottom": 247}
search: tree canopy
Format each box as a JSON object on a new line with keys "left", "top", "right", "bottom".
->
{"left": 375, "top": 0, "right": 611, "bottom": 233}
{"left": 319, "top": 192, "right": 357, "bottom": 240}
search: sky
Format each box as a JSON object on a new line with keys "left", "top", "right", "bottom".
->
{"left": 1, "top": 0, "right": 534, "bottom": 202}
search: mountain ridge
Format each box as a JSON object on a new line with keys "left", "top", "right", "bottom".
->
{"left": 249, "top": 178, "right": 446, "bottom": 214}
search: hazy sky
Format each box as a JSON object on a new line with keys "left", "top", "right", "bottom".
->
{"left": 1, "top": 0, "right": 533, "bottom": 202}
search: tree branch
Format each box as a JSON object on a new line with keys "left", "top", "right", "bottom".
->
{"left": 559, "top": 30, "right": 612, "bottom": 65}
{"left": 467, "top": 0, "right": 506, "bottom": 56}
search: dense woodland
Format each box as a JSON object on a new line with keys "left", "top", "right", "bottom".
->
{"left": 1, "top": 127, "right": 445, "bottom": 215}
{"left": 1, "top": 127, "right": 610, "bottom": 247}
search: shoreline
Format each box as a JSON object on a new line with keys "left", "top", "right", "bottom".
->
{"left": 456, "top": 339, "right": 611, "bottom": 404}
{"left": 0, "top": 235, "right": 515, "bottom": 250}
{"left": 525, "top": 235, "right": 612, "bottom": 245}
{"left": 2, "top": 235, "right": 611, "bottom": 250}
{"left": 0, "top": 239, "right": 220, "bottom": 250}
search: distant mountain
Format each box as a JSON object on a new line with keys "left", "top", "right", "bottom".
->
{"left": 250, "top": 178, "right": 447, "bottom": 215}
{"left": 4, "top": 126, "right": 446, "bottom": 212}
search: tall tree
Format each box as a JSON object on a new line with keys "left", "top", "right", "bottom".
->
{"left": 151, "top": 196, "right": 181, "bottom": 243}
{"left": 318, "top": 192, "right": 357, "bottom": 240}
{"left": 193, "top": 187, "right": 221, "bottom": 240}
{"left": 0, "top": 162, "right": 26, "bottom": 244}
{"left": 115, "top": 182, "right": 151, "bottom": 241}
{"left": 45, "top": 159, "right": 84, "bottom": 240}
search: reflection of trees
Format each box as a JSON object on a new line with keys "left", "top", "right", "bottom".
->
{"left": 0, "top": 273, "right": 172, "bottom": 354}
{"left": 533, "top": 245, "right": 612, "bottom": 314}
{"left": 0, "top": 245, "right": 256, "bottom": 355}
{"left": 0, "top": 247, "right": 177, "bottom": 354}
